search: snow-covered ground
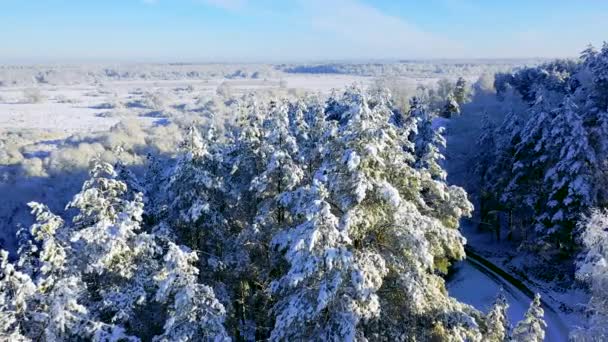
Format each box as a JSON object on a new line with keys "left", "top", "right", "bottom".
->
{"left": 448, "top": 258, "right": 569, "bottom": 341}
{"left": 460, "top": 222, "right": 589, "bottom": 313}
{"left": 0, "top": 75, "right": 375, "bottom": 134}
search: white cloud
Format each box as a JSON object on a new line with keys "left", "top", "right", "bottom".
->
{"left": 140, "top": 0, "right": 246, "bottom": 10}
{"left": 300, "top": 0, "right": 465, "bottom": 59}
{"left": 199, "top": 0, "right": 247, "bottom": 11}
{"left": 438, "top": 0, "right": 478, "bottom": 13}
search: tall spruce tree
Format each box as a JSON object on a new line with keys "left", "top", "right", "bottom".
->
{"left": 511, "top": 294, "right": 546, "bottom": 342}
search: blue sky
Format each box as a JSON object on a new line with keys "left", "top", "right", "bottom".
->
{"left": 1, "top": 0, "right": 607, "bottom": 62}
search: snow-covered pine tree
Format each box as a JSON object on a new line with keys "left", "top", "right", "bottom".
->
{"left": 35, "top": 275, "right": 90, "bottom": 341}
{"left": 587, "top": 111, "right": 608, "bottom": 209}
{"left": 144, "top": 152, "right": 171, "bottom": 221}
{"left": 511, "top": 294, "right": 546, "bottom": 342}
{"left": 25, "top": 203, "right": 68, "bottom": 291}
{"left": 7, "top": 203, "right": 95, "bottom": 341}
{"left": 588, "top": 43, "right": 608, "bottom": 110}
{"left": 162, "top": 124, "right": 244, "bottom": 338}
{"left": 0, "top": 203, "right": 137, "bottom": 341}
{"left": 238, "top": 100, "right": 305, "bottom": 338}
{"left": 222, "top": 94, "right": 267, "bottom": 217}
{"left": 583, "top": 44, "right": 608, "bottom": 207}
{"left": 0, "top": 250, "right": 36, "bottom": 340}
{"left": 454, "top": 77, "right": 469, "bottom": 105}
{"left": 541, "top": 98, "right": 597, "bottom": 252}
{"left": 229, "top": 94, "right": 266, "bottom": 169}
{"left": 67, "top": 158, "right": 162, "bottom": 336}
{"left": 286, "top": 99, "right": 309, "bottom": 152}
{"left": 474, "top": 114, "right": 497, "bottom": 228}
{"left": 14, "top": 224, "right": 38, "bottom": 279}
{"left": 321, "top": 87, "right": 478, "bottom": 340}
{"left": 487, "top": 111, "right": 524, "bottom": 211}
{"left": 571, "top": 209, "right": 608, "bottom": 340}
{"left": 213, "top": 96, "right": 273, "bottom": 339}
{"left": 484, "top": 290, "right": 510, "bottom": 342}
{"left": 288, "top": 96, "right": 332, "bottom": 183}
{"left": 154, "top": 242, "right": 229, "bottom": 341}
{"left": 493, "top": 94, "right": 597, "bottom": 252}
{"left": 115, "top": 159, "right": 146, "bottom": 203}
{"left": 501, "top": 98, "right": 554, "bottom": 244}
{"left": 68, "top": 159, "right": 148, "bottom": 277}
{"left": 580, "top": 44, "right": 598, "bottom": 65}
{"left": 413, "top": 97, "right": 447, "bottom": 181}
{"left": 475, "top": 114, "right": 496, "bottom": 188}
{"left": 411, "top": 96, "right": 473, "bottom": 234}
{"left": 441, "top": 93, "right": 461, "bottom": 118}
{"left": 67, "top": 157, "right": 129, "bottom": 230}
{"left": 269, "top": 180, "right": 368, "bottom": 341}
{"left": 167, "top": 125, "right": 227, "bottom": 254}
{"left": 250, "top": 101, "right": 304, "bottom": 229}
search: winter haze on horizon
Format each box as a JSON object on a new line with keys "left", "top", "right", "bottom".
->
{"left": 0, "top": 0, "right": 607, "bottom": 63}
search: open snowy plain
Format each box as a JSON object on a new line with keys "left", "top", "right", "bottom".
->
{"left": 0, "top": 75, "right": 373, "bottom": 133}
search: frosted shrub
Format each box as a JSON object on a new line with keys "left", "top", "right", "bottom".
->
{"left": 474, "top": 72, "right": 496, "bottom": 94}
{"left": 54, "top": 94, "right": 77, "bottom": 104}
{"left": 142, "top": 91, "right": 170, "bottom": 111}
{"left": 216, "top": 81, "right": 232, "bottom": 98}
{"left": 22, "top": 87, "right": 46, "bottom": 103}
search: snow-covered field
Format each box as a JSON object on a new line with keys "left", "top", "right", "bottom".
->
{"left": 0, "top": 75, "right": 372, "bottom": 134}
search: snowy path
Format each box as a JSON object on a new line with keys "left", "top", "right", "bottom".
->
{"left": 448, "top": 257, "right": 570, "bottom": 341}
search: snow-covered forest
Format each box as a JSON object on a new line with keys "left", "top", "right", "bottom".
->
{"left": 452, "top": 44, "right": 608, "bottom": 341}
{"left": 1, "top": 44, "right": 608, "bottom": 340}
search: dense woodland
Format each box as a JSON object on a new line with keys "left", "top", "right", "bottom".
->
{"left": 2, "top": 44, "right": 608, "bottom": 341}
{"left": 465, "top": 43, "right": 608, "bottom": 340}
{"left": 0, "top": 86, "right": 546, "bottom": 341}
{"left": 476, "top": 47, "right": 608, "bottom": 257}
